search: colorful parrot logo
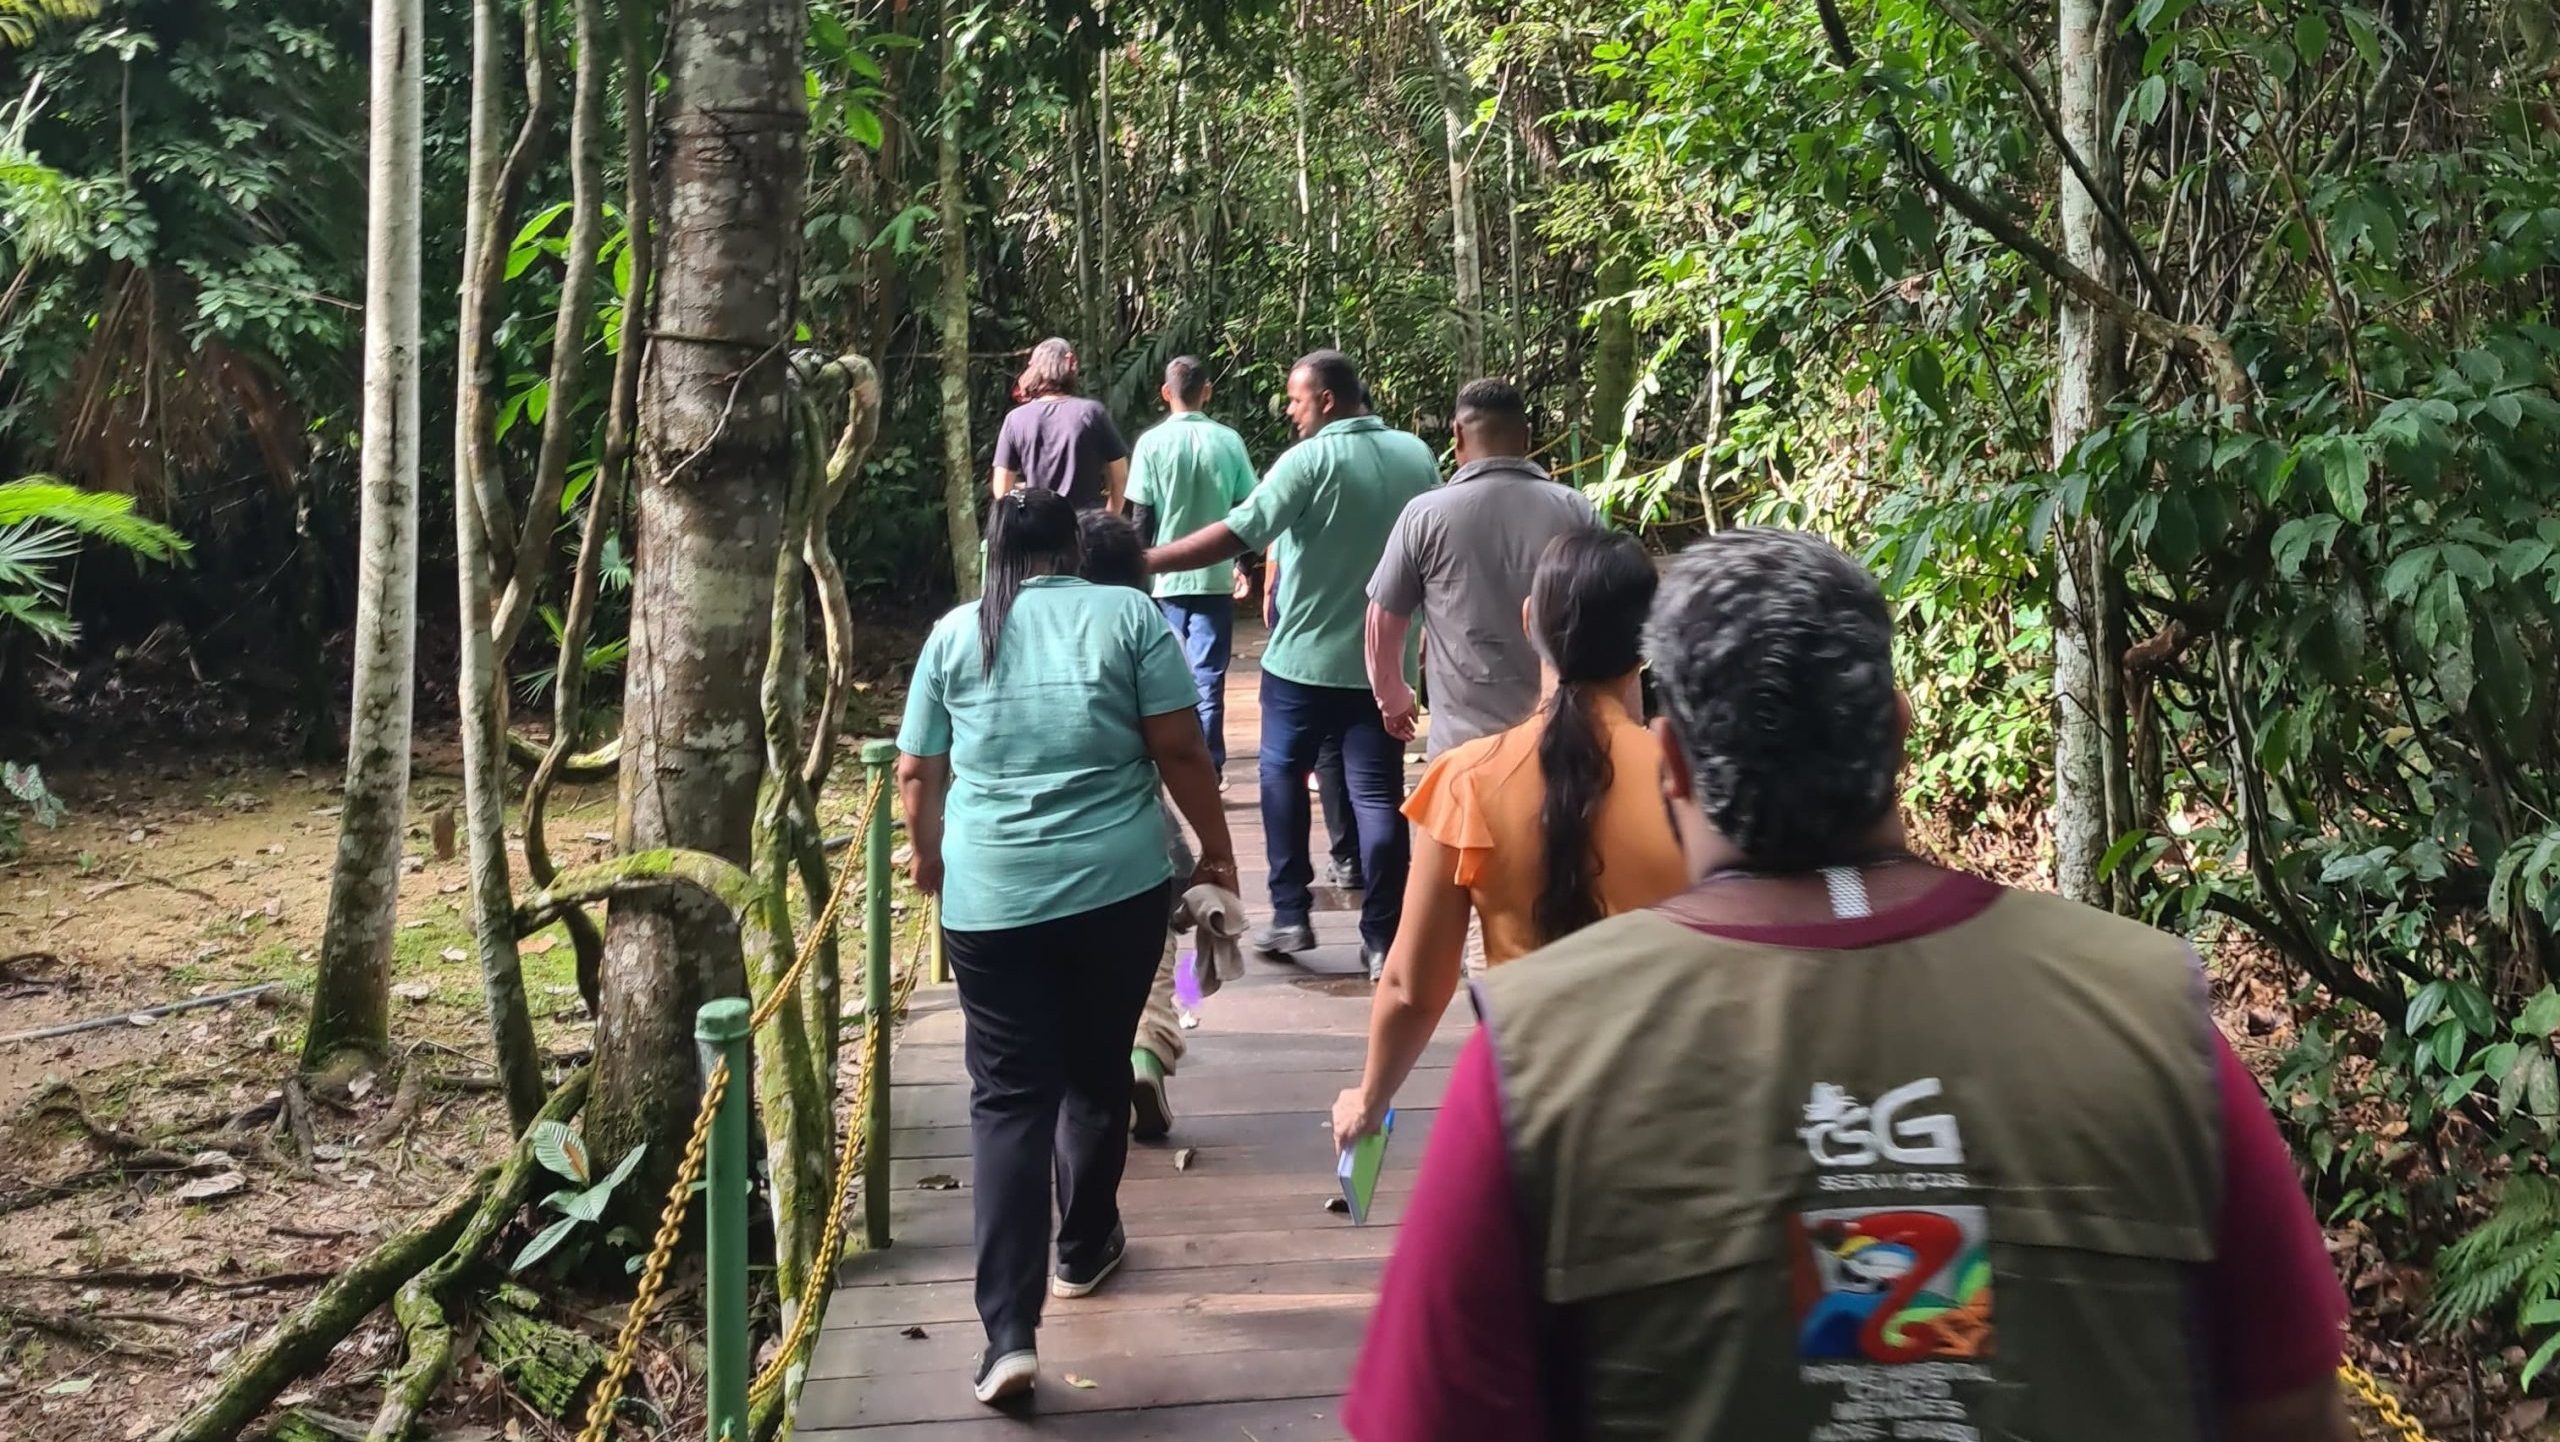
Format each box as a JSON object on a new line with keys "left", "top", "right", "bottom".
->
{"left": 1792, "top": 1206, "right": 1994, "bottom": 1363}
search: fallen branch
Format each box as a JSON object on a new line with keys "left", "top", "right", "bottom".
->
{"left": 80, "top": 874, "right": 221, "bottom": 905}
{"left": 365, "top": 1067, "right": 592, "bottom": 1442}
{"left": 0, "top": 983, "right": 284, "bottom": 1047}
{"left": 152, "top": 1166, "right": 496, "bottom": 1442}
{"left": 0, "top": 1301, "right": 175, "bottom": 1356}
{"left": 0, "top": 1267, "right": 336, "bottom": 1292}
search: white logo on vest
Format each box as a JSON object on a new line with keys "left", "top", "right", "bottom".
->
{"left": 1799, "top": 1080, "right": 1968, "bottom": 1193}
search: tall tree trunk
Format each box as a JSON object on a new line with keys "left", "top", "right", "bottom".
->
{"left": 2051, "top": 0, "right": 2129, "bottom": 908}
{"left": 1504, "top": 130, "right": 1521, "bottom": 372}
{"left": 589, "top": 0, "right": 808, "bottom": 1185}
{"left": 1095, "top": 46, "right": 1116, "bottom": 351}
{"left": 304, "top": 0, "right": 423, "bottom": 1074}
{"left": 1589, "top": 249, "right": 1636, "bottom": 446}
{"left": 1067, "top": 96, "right": 1100, "bottom": 362}
{"left": 1429, "top": 27, "right": 1484, "bottom": 384}
{"left": 454, "top": 0, "right": 545, "bottom": 1127}
{"left": 1287, "top": 47, "right": 1313, "bottom": 351}
{"left": 936, "top": 19, "right": 982, "bottom": 597}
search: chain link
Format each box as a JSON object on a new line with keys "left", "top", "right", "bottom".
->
{"left": 573, "top": 772, "right": 888, "bottom": 1442}
{"left": 749, "top": 908, "right": 931, "bottom": 1411}
{"left": 2340, "top": 1361, "right": 2434, "bottom": 1442}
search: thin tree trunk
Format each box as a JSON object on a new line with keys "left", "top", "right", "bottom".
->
{"left": 491, "top": 0, "right": 611, "bottom": 655}
{"left": 590, "top": 0, "right": 808, "bottom": 1195}
{"left": 1430, "top": 27, "right": 1484, "bottom": 383}
{"left": 937, "top": 18, "right": 982, "bottom": 597}
{"left": 1095, "top": 46, "right": 1115, "bottom": 349}
{"left": 1290, "top": 48, "right": 1310, "bottom": 350}
{"left": 1589, "top": 250, "right": 1636, "bottom": 446}
{"left": 1504, "top": 131, "right": 1521, "bottom": 372}
{"left": 2051, "top": 0, "right": 2128, "bottom": 908}
{"left": 454, "top": 0, "right": 545, "bottom": 1127}
{"left": 304, "top": 0, "right": 423, "bottom": 1073}
{"left": 1067, "top": 97, "right": 1100, "bottom": 362}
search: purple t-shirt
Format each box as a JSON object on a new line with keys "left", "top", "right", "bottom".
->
{"left": 993, "top": 396, "right": 1128, "bottom": 508}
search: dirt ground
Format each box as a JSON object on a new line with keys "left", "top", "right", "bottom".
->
{"left": 0, "top": 729, "right": 896, "bottom": 1441}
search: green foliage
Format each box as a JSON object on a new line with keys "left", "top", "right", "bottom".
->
{"left": 0, "top": 758, "right": 63, "bottom": 860}
{"left": 0, "top": 0, "right": 94, "bottom": 52}
{"left": 512, "top": 1121, "right": 648, "bottom": 1274}
{"left": 2430, "top": 1174, "right": 2560, "bottom": 1386}
{"left": 0, "top": 476, "right": 188, "bottom": 645}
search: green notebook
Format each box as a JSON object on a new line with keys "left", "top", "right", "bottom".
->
{"left": 1335, "top": 1109, "right": 1394, "bottom": 1225}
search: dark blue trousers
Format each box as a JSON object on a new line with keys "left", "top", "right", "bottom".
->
{"left": 1257, "top": 672, "right": 1408, "bottom": 953}
{"left": 1157, "top": 595, "right": 1235, "bottom": 772}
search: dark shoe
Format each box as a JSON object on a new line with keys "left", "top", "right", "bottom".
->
{"left": 1052, "top": 1225, "right": 1127, "bottom": 1299}
{"left": 1130, "top": 1049, "right": 1172, "bottom": 1142}
{"left": 1326, "top": 858, "right": 1365, "bottom": 892}
{"left": 972, "top": 1345, "right": 1037, "bottom": 1405}
{"left": 1253, "top": 919, "right": 1316, "bottom": 955}
{"left": 1362, "top": 945, "right": 1386, "bottom": 984}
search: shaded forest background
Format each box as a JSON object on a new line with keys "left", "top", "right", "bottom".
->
{"left": 10, "top": 0, "right": 2560, "bottom": 1432}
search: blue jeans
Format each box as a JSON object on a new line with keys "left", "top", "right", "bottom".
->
{"left": 1258, "top": 672, "right": 1408, "bottom": 954}
{"left": 1157, "top": 595, "right": 1235, "bottom": 772}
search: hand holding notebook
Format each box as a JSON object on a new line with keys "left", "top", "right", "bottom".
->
{"left": 1335, "top": 1109, "right": 1394, "bottom": 1224}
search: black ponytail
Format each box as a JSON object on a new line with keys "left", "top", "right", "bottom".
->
{"left": 1529, "top": 529, "right": 1659, "bottom": 946}
{"left": 980, "top": 488, "right": 1079, "bottom": 674}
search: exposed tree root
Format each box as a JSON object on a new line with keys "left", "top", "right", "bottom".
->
{"left": 363, "top": 1067, "right": 590, "bottom": 1442}
{"left": 504, "top": 729, "right": 620, "bottom": 779}
{"left": 152, "top": 1168, "right": 495, "bottom": 1442}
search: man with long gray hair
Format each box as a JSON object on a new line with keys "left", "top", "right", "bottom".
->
{"left": 1344, "top": 528, "right": 2348, "bottom": 1442}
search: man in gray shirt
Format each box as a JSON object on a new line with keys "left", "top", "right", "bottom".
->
{"left": 1364, "top": 379, "right": 1600, "bottom": 757}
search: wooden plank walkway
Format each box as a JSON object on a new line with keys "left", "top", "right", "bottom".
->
{"left": 803, "top": 634, "right": 1458, "bottom": 1440}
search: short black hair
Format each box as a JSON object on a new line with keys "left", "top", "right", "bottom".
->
{"left": 1643, "top": 529, "right": 1901, "bottom": 870}
{"left": 1293, "top": 349, "right": 1367, "bottom": 410}
{"left": 1454, "top": 377, "right": 1528, "bottom": 424}
{"left": 1075, "top": 510, "right": 1147, "bottom": 593}
{"left": 1165, "top": 355, "right": 1209, "bottom": 403}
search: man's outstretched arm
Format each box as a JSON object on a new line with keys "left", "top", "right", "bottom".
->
{"left": 1147, "top": 521, "right": 1248, "bottom": 576}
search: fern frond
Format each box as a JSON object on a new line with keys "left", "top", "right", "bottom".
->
{"left": 2429, "top": 1175, "right": 2560, "bottom": 1331}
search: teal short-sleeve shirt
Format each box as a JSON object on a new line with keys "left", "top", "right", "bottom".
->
{"left": 896, "top": 575, "right": 1199, "bottom": 931}
{"left": 1129, "top": 412, "right": 1258, "bottom": 598}
{"left": 1223, "top": 416, "right": 1439, "bottom": 690}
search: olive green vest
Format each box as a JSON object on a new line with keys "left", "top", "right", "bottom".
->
{"left": 1477, "top": 887, "right": 2221, "bottom": 1442}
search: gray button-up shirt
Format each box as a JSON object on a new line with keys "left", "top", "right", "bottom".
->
{"left": 1367, "top": 456, "right": 1601, "bottom": 757}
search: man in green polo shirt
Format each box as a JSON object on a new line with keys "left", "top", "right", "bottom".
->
{"left": 1128, "top": 355, "right": 1259, "bottom": 778}
{"left": 1145, "top": 350, "right": 1436, "bottom": 976}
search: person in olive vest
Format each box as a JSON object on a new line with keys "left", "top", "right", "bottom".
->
{"left": 1344, "top": 528, "right": 2350, "bottom": 1442}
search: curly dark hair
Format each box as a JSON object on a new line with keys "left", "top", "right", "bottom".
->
{"left": 1642, "top": 528, "right": 1899, "bottom": 870}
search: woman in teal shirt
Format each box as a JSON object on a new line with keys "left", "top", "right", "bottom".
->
{"left": 896, "top": 487, "right": 1236, "bottom": 1407}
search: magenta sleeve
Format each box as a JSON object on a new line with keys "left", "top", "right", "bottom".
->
{"left": 2201, "top": 1028, "right": 2348, "bottom": 1405}
{"left": 1343, "top": 1031, "right": 1556, "bottom": 1442}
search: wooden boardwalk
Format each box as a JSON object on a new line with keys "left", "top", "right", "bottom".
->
{"left": 803, "top": 638, "right": 1459, "bottom": 1440}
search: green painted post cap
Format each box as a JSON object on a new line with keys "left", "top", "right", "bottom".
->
{"left": 860, "top": 738, "right": 898, "bottom": 765}
{"left": 695, "top": 996, "right": 751, "bottom": 1043}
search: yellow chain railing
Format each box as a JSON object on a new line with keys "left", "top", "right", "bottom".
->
{"left": 749, "top": 908, "right": 930, "bottom": 1412}
{"left": 575, "top": 772, "right": 913, "bottom": 1442}
{"left": 2341, "top": 1360, "right": 2433, "bottom": 1442}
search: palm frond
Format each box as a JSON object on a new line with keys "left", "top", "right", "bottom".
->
{"left": 0, "top": 0, "right": 99, "bottom": 52}
{"left": 0, "top": 478, "right": 191, "bottom": 562}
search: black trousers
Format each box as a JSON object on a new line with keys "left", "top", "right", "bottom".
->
{"left": 944, "top": 880, "right": 1171, "bottom": 1349}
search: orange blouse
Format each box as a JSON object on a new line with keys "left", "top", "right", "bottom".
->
{"left": 1400, "top": 693, "right": 1688, "bottom": 965}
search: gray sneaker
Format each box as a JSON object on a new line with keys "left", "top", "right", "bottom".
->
{"left": 1253, "top": 919, "right": 1316, "bottom": 955}
{"left": 1362, "top": 945, "right": 1386, "bottom": 984}
{"left": 1326, "top": 858, "right": 1365, "bottom": 892}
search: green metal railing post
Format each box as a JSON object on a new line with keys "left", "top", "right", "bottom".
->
{"left": 696, "top": 997, "right": 753, "bottom": 1441}
{"left": 860, "top": 739, "right": 898, "bottom": 1251}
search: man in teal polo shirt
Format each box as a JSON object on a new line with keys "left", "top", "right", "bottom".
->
{"left": 1146, "top": 350, "right": 1436, "bottom": 974}
{"left": 1128, "top": 355, "right": 1258, "bottom": 777}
